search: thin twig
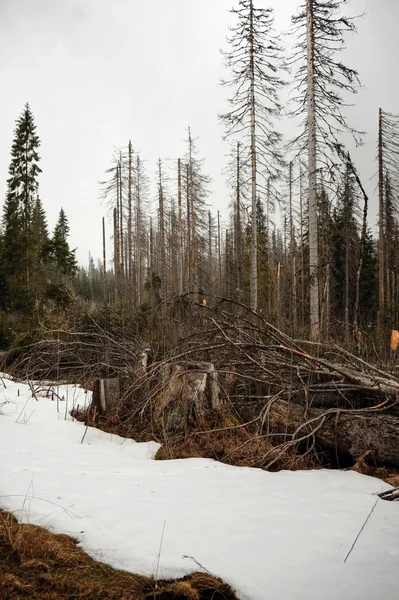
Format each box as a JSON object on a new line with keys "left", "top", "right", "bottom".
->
{"left": 154, "top": 520, "right": 166, "bottom": 589}
{"left": 344, "top": 498, "right": 379, "bottom": 563}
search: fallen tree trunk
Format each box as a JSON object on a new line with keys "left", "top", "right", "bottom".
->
{"left": 267, "top": 398, "right": 399, "bottom": 469}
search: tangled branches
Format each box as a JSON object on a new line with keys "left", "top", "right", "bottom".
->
{"left": 5, "top": 295, "right": 399, "bottom": 473}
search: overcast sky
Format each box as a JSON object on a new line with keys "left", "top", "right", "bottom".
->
{"left": 0, "top": 0, "right": 398, "bottom": 264}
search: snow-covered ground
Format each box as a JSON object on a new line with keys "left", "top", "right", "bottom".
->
{"left": 0, "top": 374, "right": 398, "bottom": 600}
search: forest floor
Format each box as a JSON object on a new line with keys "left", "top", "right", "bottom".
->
{"left": 0, "top": 375, "right": 398, "bottom": 600}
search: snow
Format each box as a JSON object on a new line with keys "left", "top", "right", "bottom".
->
{"left": 0, "top": 374, "right": 398, "bottom": 600}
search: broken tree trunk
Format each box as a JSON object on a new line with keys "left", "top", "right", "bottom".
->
{"left": 155, "top": 362, "right": 220, "bottom": 434}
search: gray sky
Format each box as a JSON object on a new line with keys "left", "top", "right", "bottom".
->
{"left": 0, "top": 0, "right": 397, "bottom": 264}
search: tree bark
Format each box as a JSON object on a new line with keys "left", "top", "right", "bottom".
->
{"left": 378, "top": 107, "right": 385, "bottom": 329}
{"left": 235, "top": 141, "right": 242, "bottom": 294}
{"left": 177, "top": 158, "right": 183, "bottom": 295}
{"left": 269, "top": 397, "right": 399, "bottom": 468}
{"left": 306, "top": 0, "right": 319, "bottom": 341}
{"left": 249, "top": 0, "right": 258, "bottom": 312}
{"left": 155, "top": 362, "right": 220, "bottom": 433}
{"left": 102, "top": 216, "right": 107, "bottom": 304}
{"left": 158, "top": 159, "right": 166, "bottom": 299}
{"left": 127, "top": 141, "right": 133, "bottom": 310}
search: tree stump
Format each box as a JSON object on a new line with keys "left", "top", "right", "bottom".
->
{"left": 155, "top": 362, "right": 220, "bottom": 433}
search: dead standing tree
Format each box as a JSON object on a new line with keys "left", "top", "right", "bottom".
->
{"left": 220, "top": 0, "right": 284, "bottom": 312}
{"left": 289, "top": 0, "right": 363, "bottom": 340}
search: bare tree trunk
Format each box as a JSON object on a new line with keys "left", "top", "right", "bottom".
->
{"left": 289, "top": 162, "right": 297, "bottom": 333}
{"left": 102, "top": 216, "right": 107, "bottom": 305}
{"left": 217, "top": 210, "right": 222, "bottom": 294}
{"left": 158, "top": 159, "right": 166, "bottom": 299}
{"left": 177, "top": 158, "right": 183, "bottom": 295}
{"left": 378, "top": 107, "right": 385, "bottom": 331}
{"left": 225, "top": 229, "right": 231, "bottom": 299}
{"left": 344, "top": 219, "right": 350, "bottom": 347}
{"left": 354, "top": 179, "right": 368, "bottom": 347}
{"left": 135, "top": 156, "right": 142, "bottom": 307}
{"left": 127, "top": 141, "right": 133, "bottom": 311}
{"left": 188, "top": 129, "right": 198, "bottom": 298}
{"left": 186, "top": 163, "right": 192, "bottom": 290}
{"left": 113, "top": 206, "right": 120, "bottom": 307}
{"left": 249, "top": 0, "right": 258, "bottom": 312}
{"left": 266, "top": 179, "right": 273, "bottom": 314}
{"left": 299, "top": 160, "right": 305, "bottom": 331}
{"left": 276, "top": 262, "right": 281, "bottom": 329}
{"left": 118, "top": 160, "right": 125, "bottom": 305}
{"left": 149, "top": 217, "right": 154, "bottom": 272}
{"left": 325, "top": 260, "right": 331, "bottom": 340}
{"left": 306, "top": 0, "right": 319, "bottom": 341}
{"left": 208, "top": 210, "right": 213, "bottom": 295}
{"left": 235, "top": 141, "right": 242, "bottom": 294}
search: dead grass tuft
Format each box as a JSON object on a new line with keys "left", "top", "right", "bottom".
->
{"left": 146, "top": 573, "right": 238, "bottom": 600}
{"left": 0, "top": 510, "right": 238, "bottom": 600}
{"left": 351, "top": 453, "right": 399, "bottom": 486}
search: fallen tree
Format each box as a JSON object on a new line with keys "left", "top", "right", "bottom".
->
{"left": 262, "top": 397, "right": 399, "bottom": 469}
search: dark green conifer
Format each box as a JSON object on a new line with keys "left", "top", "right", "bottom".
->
{"left": 2, "top": 103, "right": 42, "bottom": 310}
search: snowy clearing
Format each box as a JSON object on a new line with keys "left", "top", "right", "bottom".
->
{"left": 0, "top": 375, "right": 398, "bottom": 600}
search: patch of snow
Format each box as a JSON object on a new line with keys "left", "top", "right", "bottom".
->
{"left": 0, "top": 374, "right": 398, "bottom": 600}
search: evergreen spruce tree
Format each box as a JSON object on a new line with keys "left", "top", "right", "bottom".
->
{"left": 30, "top": 195, "right": 49, "bottom": 296}
{"left": 2, "top": 103, "right": 42, "bottom": 310}
{"left": 46, "top": 208, "right": 78, "bottom": 284}
{"left": 330, "top": 166, "right": 360, "bottom": 341}
{"left": 359, "top": 228, "right": 378, "bottom": 329}
{"left": 0, "top": 235, "right": 10, "bottom": 310}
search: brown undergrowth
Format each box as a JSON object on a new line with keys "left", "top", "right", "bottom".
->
{"left": 74, "top": 404, "right": 318, "bottom": 472}
{"left": 351, "top": 453, "right": 399, "bottom": 487}
{"left": 0, "top": 510, "right": 238, "bottom": 600}
{"left": 74, "top": 404, "right": 399, "bottom": 485}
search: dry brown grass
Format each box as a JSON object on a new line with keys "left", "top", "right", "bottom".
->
{"left": 351, "top": 452, "right": 399, "bottom": 486}
{"left": 0, "top": 510, "right": 238, "bottom": 600}
{"left": 74, "top": 403, "right": 318, "bottom": 472}
{"left": 74, "top": 395, "right": 399, "bottom": 481}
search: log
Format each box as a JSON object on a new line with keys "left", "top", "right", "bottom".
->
{"left": 268, "top": 398, "right": 399, "bottom": 469}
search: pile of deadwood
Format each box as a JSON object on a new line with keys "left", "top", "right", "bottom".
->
{"left": 88, "top": 298, "right": 399, "bottom": 482}
{"left": 6, "top": 297, "right": 399, "bottom": 496}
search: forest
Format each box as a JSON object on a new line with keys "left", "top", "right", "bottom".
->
{"left": 1, "top": 1, "right": 399, "bottom": 490}
{"left": 1, "top": 2, "right": 399, "bottom": 599}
